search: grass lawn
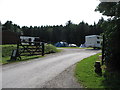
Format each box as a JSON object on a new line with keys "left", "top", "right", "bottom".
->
{"left": 75, "top": 53, "right": 120, "bottom": 88}
{"left": 1, "top": 44, "right": 60, "bottom": 64}
{"left": 57, "top": 47, "right": 93, "bottom": 49}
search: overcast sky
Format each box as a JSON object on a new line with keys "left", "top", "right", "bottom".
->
{"left": 0, "top": 0, "right": 108, "bottom": 27}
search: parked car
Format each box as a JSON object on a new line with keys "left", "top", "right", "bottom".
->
{"left": 69, "top": 44, "right": 77, "bottom": 47}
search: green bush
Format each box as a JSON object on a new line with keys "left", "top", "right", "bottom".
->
{"left": 102, "top": 20, "right": 120, "bottom": 71}
{"left": 45, "top": 44, "right": 59, "bottom": 54}
{"left": 2, "top": 45, "right": 17, "bottom": 57}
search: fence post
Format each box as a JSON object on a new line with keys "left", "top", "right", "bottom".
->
{"left": 10, "top": 41, "right": 20, "bottom": 61}
{"left": 42, "top": 42, "right": 44, "bottom": 56}
{"left": 102, "top": 35, "right": 105, "bottom": 65}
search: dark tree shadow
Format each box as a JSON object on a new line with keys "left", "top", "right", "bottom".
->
{"left": 101, "top": 71, "right": 120, "bottom": 89}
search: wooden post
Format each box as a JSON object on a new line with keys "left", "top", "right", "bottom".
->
{"left": 10, "top": 41, "right": 19, "bottom": 60}
{"left": 16, "top": 41, "right": 20, "bottom": 60}
{"left": 94, "top": 61, "right": 102, "bottom": 76}
{"left": 42, "top": 42, "right": 44, "bottom": 56}
{"left": 102, "top": 35, "right": 105, "bottom": 65}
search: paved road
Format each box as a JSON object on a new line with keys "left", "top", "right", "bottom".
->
{"left": 2, "top": 48, "right": 100, "bottom": 88}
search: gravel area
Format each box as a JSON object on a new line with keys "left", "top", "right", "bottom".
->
{"left": 42, "top": 64, "right": 82, "bottom": 88}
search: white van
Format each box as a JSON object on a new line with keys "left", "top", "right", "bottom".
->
{"left": 85, "top": 35, "right": 102, "bottom": 49}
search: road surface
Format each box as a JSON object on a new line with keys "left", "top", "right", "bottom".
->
{"left": 2, "top": 48, "right": 100, "bottom": 88}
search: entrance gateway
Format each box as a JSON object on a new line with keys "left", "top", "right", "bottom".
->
{"left": 10, "top": 36, "right": 44, "bottom": 61}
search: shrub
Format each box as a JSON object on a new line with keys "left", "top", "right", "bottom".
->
{"left": 45, "top": 44, "right": 59, "bottom": 54}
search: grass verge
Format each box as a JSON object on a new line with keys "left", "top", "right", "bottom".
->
{"left": 1, "top": 44, "right": 60, "bottom": 64}
{"left": 57, "top": 47, "right": 93, "bottom": 49}
{"left": 75, "top": 53, "right": 120, "bottom": 88}
{"left": 1, "top": 55, "right": 44, "bottom": 64}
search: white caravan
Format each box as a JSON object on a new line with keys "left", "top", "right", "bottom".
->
{"left": 20, "top": 36, "right": 39, "bottom": 42}
{"left": 20, "top": 36, "right": 40, "bottom": 45}
{"left": 85, "top": 35, "right": 102, "bottom": 49}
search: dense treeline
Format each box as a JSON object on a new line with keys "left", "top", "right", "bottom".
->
{"left": 2, "top": 20, "right": 102, "bottom": 46}
{"left": 96, "top": 2, "right": 120, "bottom": 71}
{"left": 2, "top": 21, "right": 22, "bottom": 35}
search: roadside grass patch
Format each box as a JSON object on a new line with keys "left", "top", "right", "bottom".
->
{"left": 1, "top": 56, "right": 44, "bottom": 64}
{"left": 75, "top": 53, "right": 120, "bottom": 88}
{"left": 75, "top": 53, "right": 105, "bottom": 88}
{"left": 1, "top": 44, "right": 60, "bottom": 64}
{"left": 57, "top": 47, "right": 93, "bottom": 49}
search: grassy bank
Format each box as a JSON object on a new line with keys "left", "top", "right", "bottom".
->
{"left": 75, "top": 53, "right": 120, "bottom": 88}
{"left": 1, "top": 44, "right": 60, "bottom": 64}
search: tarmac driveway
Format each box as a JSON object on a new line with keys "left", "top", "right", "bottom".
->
{"left": 2, "top": 48, "right": 100, "bottom": 88}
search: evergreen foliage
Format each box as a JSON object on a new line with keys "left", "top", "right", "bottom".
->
{"left": 96, "top": 2, "right": 120, "bottom": 71}
{"left": 2, "top": 20, "right": 102, "bottom": 46}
